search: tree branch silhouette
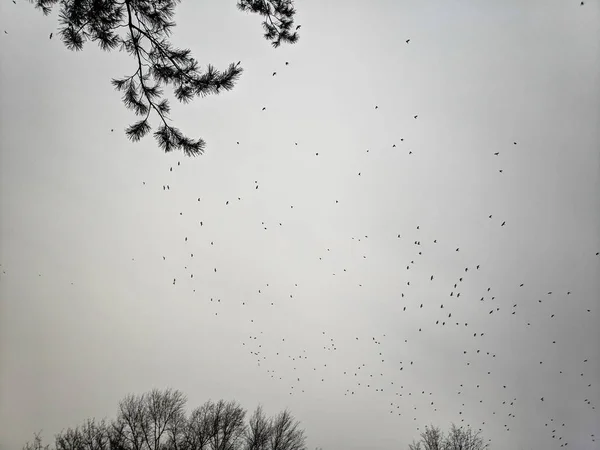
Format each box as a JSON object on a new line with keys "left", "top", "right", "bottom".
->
{"left": 26, "top": 0, "right": 299, "bottom": 156}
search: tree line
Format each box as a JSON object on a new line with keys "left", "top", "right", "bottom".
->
{"left": 23, "top": 388, "right": 307, "bottom": 450}
{"left": 22, "top": 388, "right": 492, "bottom": 450}
{"left": 408, "top": 423, "right": 490, "bottom": 450}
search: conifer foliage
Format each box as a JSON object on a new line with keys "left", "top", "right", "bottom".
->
{"left": 27, "top": 0, "right": 299, "bottom": 156}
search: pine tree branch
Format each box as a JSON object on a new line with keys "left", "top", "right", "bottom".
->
{"left": 29, "top": 0, "right": 299, "bottom": 156}
{"left": 125, "top": 0, "right": 173, "bottom": 144}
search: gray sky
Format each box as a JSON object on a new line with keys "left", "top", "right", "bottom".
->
{"left": 1, "top": 0, "right": 599, "bottom": 449}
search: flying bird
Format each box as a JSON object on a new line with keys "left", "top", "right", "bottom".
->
{"left": 49, "top": 33, "right": 53, "bottom": 39}
{"left": 406, "top": 39, "right": 410, "bottom": 43}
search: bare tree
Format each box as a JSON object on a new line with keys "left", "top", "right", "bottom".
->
{"left": 80, "top": 419, "right": 111, "bottom": 450}
{"left": 182, "top": 402, "right": 212, "bottom": 450}
{"left": 408, "top": 442, "right": 422, "bottom": 450}
{"left": 443, "top": 424, "right": 489, "bottom": 450}
{"left": 113, "top": 392, "right": 147, "bottom": 450}
{"left": 205, "top": 400, "right": 247, "bottom": 450}
{"left": 22, "top": 431, "right": 51, "bottom": 450}
{"left": 107, "top": 420, "right": 130, "bottom": 450}
{"left": 409, "top": 424, "right": 489, "bottom": 450}
{"left": 54, "top": 418, "right": 111, "bottom": 450}
{"left": 54, "top": 426, "right": 84, "bottom": 450}
{"left": 268, "top": 409, "right": 306, "bottom": 450}
{"left": 145, "top": 388, "right": 187, "bottom": 449}
{"left": 112, "top": 388, "right": 187, "bottom": 450}
{"left": 244, "top": 405, "right": 272, "bottom": 450}
{"left": 420, "top": 425, "right": 444, "bottom": 450}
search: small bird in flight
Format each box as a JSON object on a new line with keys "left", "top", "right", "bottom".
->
{"left": 273, "top": 72, "right": 276, "bottom": 76}
{"left": 406, "top": 39, "right": 410, "bottom": 44}
{"left": 49, "top": 33, "right": 53, "bottom": 39}
{"left": 296, "top": 25, "right": 301, "bottom": 30}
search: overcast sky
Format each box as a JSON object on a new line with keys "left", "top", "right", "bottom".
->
{"left": 1, "top": 1, "right": 599, "bottom": 449}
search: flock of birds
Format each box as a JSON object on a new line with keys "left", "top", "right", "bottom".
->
{"left": 1, "top": 3, "right": 598, "bottom": 450}
{"left": 127, "top": 59, "right": 597, "bottom": 447}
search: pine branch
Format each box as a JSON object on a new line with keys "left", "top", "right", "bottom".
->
{"left": 29, "top": 0, "right": 299, "bottom": 156}
{"left": 237, "top": 0, "right": 299, "bottom": 48}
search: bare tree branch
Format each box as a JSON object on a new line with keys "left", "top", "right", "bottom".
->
{"left": 244, "top": 405, "right": 272, "bottom": 450}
